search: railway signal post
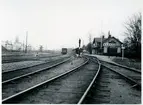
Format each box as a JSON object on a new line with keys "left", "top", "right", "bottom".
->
{"left": 79, "top": 39, "right": 81, "bottom": 56}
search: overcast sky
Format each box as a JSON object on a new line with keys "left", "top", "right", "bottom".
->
{"left": 0, "top": 0, "right": 142, "bottom": 50}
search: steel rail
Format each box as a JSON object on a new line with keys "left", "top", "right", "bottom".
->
{"left": 79, "top": 55, "right": 141, "bottom": 104}
{"left": 93, "top": 55, "right": 141, "bottom": 88}
{"left": 2, "top": 58, "right": 71, "bottom": 84}
{"left": 102, "top": 64, "right": 141, "bottom": 87}
{"left": 2, "top": 57, "right": 89, "bottom": 103}
{"left": 101, "top": 60, "right": 141, "bottom": 73}
{"left": 84, "top": 54, "right": 140, "bottom": 73}
{"left": 88, "top": 54, "right": 141, "bottom": 87}
{"left": 77, "top": 57, "right": 101, "bottom": 104}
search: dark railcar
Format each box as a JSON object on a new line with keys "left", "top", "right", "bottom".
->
{"left": 61, "top": 48, "right": 67, "bottom": 54}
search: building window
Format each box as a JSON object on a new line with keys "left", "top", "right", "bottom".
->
{"left": 117, "top": 47, "right": 121, "bottom": 53}
{"left": 109, "top": 40, "right": 116, "bottom": 43}
{"left": 104, "top": 47, "right": 107, "bottom": 53}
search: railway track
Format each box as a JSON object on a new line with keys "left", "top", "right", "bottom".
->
{"left": 100, "top": 60, "right": 141, "bottom": 87}
{"left": 2, "top": 56, "right": 70, "bottom": 83}
{"left": 82, "top": 65, "right": 141, "bottom": 104}
{"left": 79, "top": 56, "right": 141, "bottom": 104}
{"left": 2, "top": 55, "right": 141, "bottom": 104}
{"left": 2, "top": 57, "right": 87, "bottom": 103}
{"left": 87, "top": 56, "right": 141, "bottom": 87}
{"left": 2, "top": 55, "right": 69, "bottom": 73}
{"left": 100, "top": 60, "right": 141, "bottom": 72}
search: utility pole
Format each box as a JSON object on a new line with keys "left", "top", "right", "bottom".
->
{"left": 79, "top": 38, "right": 81, "bottom": 48}
{"left": 89, "top": 33, "right": 92, "bottom": 54}
{"left": 100, "top": 20, "right": 103, "bottom": 49}
{"left": 23, "top": 40, "right": 24, "bottom": 52}
{"left": 25, "top": 31, "right": 28, "bottom": 53}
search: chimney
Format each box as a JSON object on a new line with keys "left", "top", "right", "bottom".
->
{"left": 108, "top": 31, "right": 111, "bottom": 38}
{"left": 102, "top": 35, "right": 104, "bottom": 39}
{"left": 93, "top": 38, "right": 95, "bottom": 44}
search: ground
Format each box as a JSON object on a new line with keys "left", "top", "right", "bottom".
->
{"left": 86, "top": 54, "right": 141, "bottom": 70}
{"left": 112, "top": 57, "right": 141, "bottom": 70}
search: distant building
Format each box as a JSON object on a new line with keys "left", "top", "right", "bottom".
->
{"left": 92, "top": 31, "right": 122, "bottom": 56}
{"left": 39, "top": 45, "right": 43, "bottom": 52}
{"left": 2, "top": 37, "right": 25, "bottom": 52}
{"left": 2, "top": 46, "right": 8, "bottom": 52}
{"left": 12, "top": 36, "right": 24, "bottom": 51}
{"left": 13, "top": 42, "right": 22, "bottom": 51}
{"left": 2, "top": 41, "right": 13, "bottom": 51}
{"left": 27, "top": 45, "right": 32, "bottom": 52}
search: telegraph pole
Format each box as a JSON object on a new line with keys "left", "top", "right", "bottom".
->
{"left": 89, "top": 33, "right": 92, "bottom": 54}
{"left": 79, "top": 38, "right": 81, "bottom": 48}
{"left": 23, "top": 40, "right": 24, "bottom": 52}
{"left": 25, "top": 31, "right": 28, "bottom": 53}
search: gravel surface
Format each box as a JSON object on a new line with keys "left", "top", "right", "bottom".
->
{"left": 85, "top": 54, "right": 141, "bottom": 70}
{"left": 102, "top": 62, "right": 141, "bottom": 83}
{"left": 2, "top": 52, "right": 34, "bottom": 56}
{"left": 2, "top": 61, "right": 44, "bottom": 73}
{"left": 2, "top": 52, "right": 61, "bottom": 63}
{"left": 85, "top": 54, "right": 115, "bottom": 63}
{"left": 6, "top": 60, "right": 99, "bottom": 104}
{"left": 2, "top": 57, "right": 86, "bottom": 99}
{"left": 2, "top": 55, "right": 69, "bottom": 73}
{"left": 2, "top": 57, "right": 70, "bottom": 81}
{"left": 83, "top": 66, "right": 141, "bottom": 104}
{"left": 112, "top": 57, "right": 141, "bottom": 70}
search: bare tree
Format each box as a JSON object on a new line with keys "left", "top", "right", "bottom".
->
{"left": 123, "top": 13, "right": 141, "bottom": 59}
{"left": 39, "top": 45, "right": 43, "bottom": 52}
{"left": 86, "top": 34, "right": 92, "bottom": 54}
{"left": 86, "top": 43, "right": 92, "bottom": 54}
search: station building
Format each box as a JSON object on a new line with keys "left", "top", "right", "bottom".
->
{"left": 92, "top": 32, "right": 122, "bottom": 56}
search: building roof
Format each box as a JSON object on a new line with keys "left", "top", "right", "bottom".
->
{"left": 103, "top": 37, "right": 122, "bottom": 44}
{"left": 93, "top": 36, "right": 122, "bottom": 45}
{"left": 93, "top": 38, "right": 107, "bottom": 43}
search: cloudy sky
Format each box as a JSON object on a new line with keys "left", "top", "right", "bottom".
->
{"left": 0, "top": 0, "right": 142, "bottom": 50}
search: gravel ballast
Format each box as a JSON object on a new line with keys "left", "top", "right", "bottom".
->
{"left": 102, "top": 62, "right": 141, "bottom": 83}
{"left": 2, "top": 52, "right": 61, "bottom": 63}
{"left": 83, "top": 66, "right": 141, "bottom": 104}
{"left": 2, "top": 55, "right": 69, "bottom": 73}
{"left": 2, "top": 57, "right": 70, "bottom": 81}
{"left": 2, "top": 57, "right": 86, "bottom": 99}
{"left": 2, "top": 61, "right": 44, "bottom": 73}
{"left": 4, "top": 59, "right": 99, "bottom": 104}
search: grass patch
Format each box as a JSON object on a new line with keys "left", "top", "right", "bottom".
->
{"left": 112, "top": 57, "right": 141, "bottom": 70}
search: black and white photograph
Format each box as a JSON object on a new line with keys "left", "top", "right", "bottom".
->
{"left": 0, "top": 0, "right": 142, "bottom": 104}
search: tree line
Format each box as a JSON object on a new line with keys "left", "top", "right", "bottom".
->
{"left": 123, "top": 13, "right": 141, "bottom": 59}
{"left": 85, "top": 12, "right": 141, "bottom": 59}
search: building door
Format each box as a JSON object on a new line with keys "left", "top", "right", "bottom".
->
{"left": 108, "top": 47, "right": 117, "bottom": 56}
